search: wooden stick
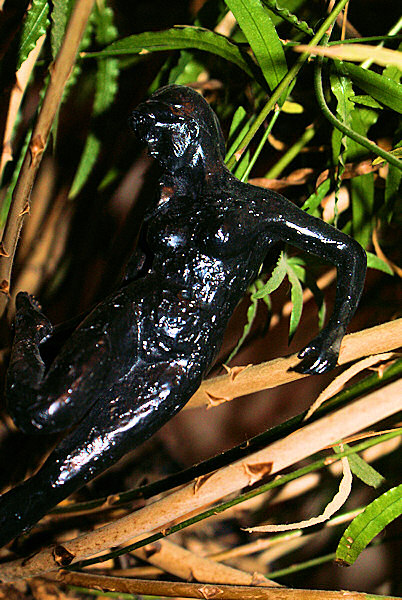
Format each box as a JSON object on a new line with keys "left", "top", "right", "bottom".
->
{"left": 54, "top": 571, "right": 384, "bottom": 599}
{"left": 131, "top": 538, "right": 280, "bottom": 587}
{"left": 187, "top": 318, "right": 402, "bottom": 409}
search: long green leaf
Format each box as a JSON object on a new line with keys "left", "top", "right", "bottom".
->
{"left": 69, "top": 135, "right": 101, "bottom": 199}
{"left": 69, "top": 2, "right": 119, "bottom": 199}
{"left": 288, "top": 260, "right": 326, "bottom": 331}
{"left": 301, "top": 179, "right": 330, "bottom": 216}
{"left": 330, "top": 72, "right": 354, "bottom": 225}
{"left": 336, "top": 484, "right": 402, "bottom": 565}
{"left": 261, "top": 0, "right": 314, "bottom": 36}
{"left": 86, "top": 26, "right": 254, "bottom": 77}
{"left": 225, "top": 0, "right": 287, "bottom": 91}
{"left": 337, "top": 62, "right": 402, "bottom": 114}
{"left": 51, "top": 0, "right": 74, "bottom": 59}
{"left": 17, "top": 0, "right": 50, "bottom": 69}
{"left": 383, "top": 162, "right": 402, "bottom": 222}
{"left": 346, "top": 105, "right": 378, "bottom": 247}
{"left": 284, "top": 258, "right": 303, "bottom": 341}
{"left": 366, "top": 251, "right": 394, "bottom": 275}
{"left": 252, "top": 252, "right": 287, "bottom": 298}
{"left": 334, "top": 444, "right": 384, "bottom": 489}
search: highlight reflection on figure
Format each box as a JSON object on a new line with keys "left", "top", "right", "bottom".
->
{"left": 0, "top": 85, "right": 367, "bottom": 548}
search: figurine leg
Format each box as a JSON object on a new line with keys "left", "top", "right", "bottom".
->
{"left": 0, "top": 358, "right": 202, "bottom": 548}
{"left": 6, "top": 292, "right": 55, "bottom": 433}
{"left": 6, "top": 292, "right": 110, "bottom": 435}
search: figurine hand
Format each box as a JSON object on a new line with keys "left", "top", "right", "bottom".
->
{"left": 296, "top": 331, "right": 342, "bottom": 375}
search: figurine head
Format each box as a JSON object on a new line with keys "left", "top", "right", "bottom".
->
{"left": 130, "top": 85, "right": 226, "bottom": 174}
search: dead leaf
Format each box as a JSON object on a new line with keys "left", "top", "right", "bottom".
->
{"left": 245, "top": 454, "right": 352, "bottom": 532}
{"left": 322, "top": 186, "right": 349, "bottom": 222}
{"left": 143, "top": 542, "right": 162, "bottom": 558}
{"left": 267, "top": 133, "right": 286, "bottom": 151}
{"left": 250, "top": 168, "right": 314, "bottom": 191}
{"left": 316, "top": 159, "right": 380, "bottom": 188}
{"left": 294, "top": 43, "right": 402, "bottom": 70}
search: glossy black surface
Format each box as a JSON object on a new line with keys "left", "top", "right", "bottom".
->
{"left": 0, "top": 85, "right": 366, "bottom": 548}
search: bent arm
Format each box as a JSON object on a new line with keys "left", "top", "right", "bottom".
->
{"left": 260, "top": 192, "right": 367, "bottom": 373}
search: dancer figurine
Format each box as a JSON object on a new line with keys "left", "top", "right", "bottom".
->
{"left": 0, "top": 85, "right": 366, "bottom": 548}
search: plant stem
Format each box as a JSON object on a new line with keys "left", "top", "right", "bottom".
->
{"left": 0, "top": 0, "right": 96, "bottom": 319}
{"left": 59, "top": 569, "right": 397, "bottom": 599}
{"left": 241, "top": 106, "right": 281, "bottom": 181}
{"left": 265, "top": 123, "right": 316, "bottom": 179}
{"left": 70, "top": 428, "right": 402, "bottom": 570}
{"left": 226, "top": 0, "right": 351, "bottom": 170}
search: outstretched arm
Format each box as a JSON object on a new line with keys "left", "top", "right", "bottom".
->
{"left": 259, "top": 191, "right": 367, "bottom": 374}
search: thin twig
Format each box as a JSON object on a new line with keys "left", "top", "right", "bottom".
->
{"left": 0, "top": 0, "right": 96, "bottom": 318}
{"left": 188, "top": 318, "right": 402, "bottom": 409}
{"left": 0, "top": 35, "right": 46, "bottom": 182}
{"left": 131, "top": 538, "right": 280, "bottom": 587}
{"left": 55, "top": 571, "right": 385, "bottom": 599}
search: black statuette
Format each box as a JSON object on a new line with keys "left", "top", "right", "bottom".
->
{"left": 0, "top": 84, "right": 366, "bottom": 548}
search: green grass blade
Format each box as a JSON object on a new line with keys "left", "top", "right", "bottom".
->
{"left": 330, "top": 71, "right": 354, "bottom": 225}
{"left": 69, "top": 2, "right": 119, "bottom": 199}
{"left": 261, "top": 0, "right": 314, "bottom": 36}
{"left": 288, "top": 260, "right": 326, "bottom": 331}
{"left": 337, "top": 62, "right": 402, "bottom": 114}
{"left": 51, "top": 0, "right": 74, "bottom": 59}
{"left": 366, "top": 251, "right": 394, "bottom": 275}
{"left": 301, "top": 179, "right": 330, "bottom": 216}
{"left": 383, "top": 162, "right": 402, "bottom": 222}
{"left": 17, "top": 0, "right": 50, "bottom": 69}
{"left": 86, "top": 26, "right": 254, "bottom": 77}
{"left": 69, "top": 135, "right": 101, "bottom": 199}
{"left": 284, "top": 257, "right": 303, "bottom": 341}
{"left": 225, "top": 107, "right": 256, "bottom": 164}
{"left": 224, "top": 0, "right": 287, "bottom": 91}
{"left": 334, "top": 444, "right": 384, "bottom": 489}
{"left": 252, "top": 252, "right": 287, "bottom": 298}
{"left": 346, "top": 106, "right": 378, "bottom": 247}
{"left": 336, "top": 484, "right": 402, "bottom": 565}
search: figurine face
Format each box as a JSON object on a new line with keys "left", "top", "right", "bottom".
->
{"left": 130, "top": 101, "right": 201, "bottom": 172}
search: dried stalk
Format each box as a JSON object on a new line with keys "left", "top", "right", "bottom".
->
{"left": 0, "top": 35, "right": 46, "bottom": 181}
{"left": 131, "top": 538, "right": 280, "bottom": 587}
{"left": 0, "top": 0, "right": 96, "bottom": 318}
{"left": 52, "top": 571, "right": 387, "bottom": 599}
{"left": 187, "top": 318, "right": 402, "bottom": 409}
{"left": 1, "top": 378, "right": 400, "bottom": 582}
